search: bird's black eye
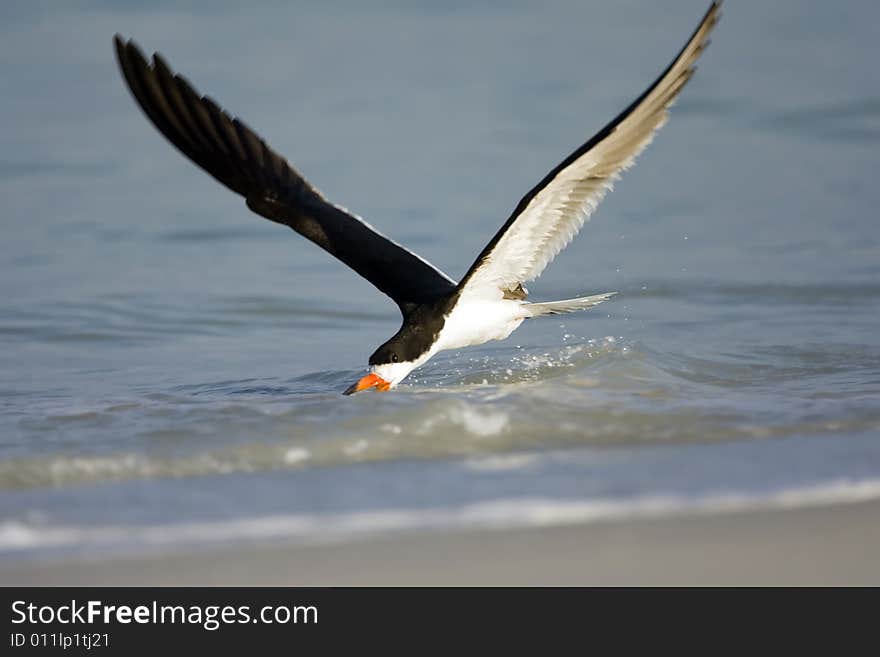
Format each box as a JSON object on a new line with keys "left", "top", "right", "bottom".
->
{"left": 391, "top": 353, "right": 399, "bottom": 363}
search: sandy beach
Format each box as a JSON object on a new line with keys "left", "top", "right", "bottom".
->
{"left": 4, "top": 499, "right": 878, "bottom": 586}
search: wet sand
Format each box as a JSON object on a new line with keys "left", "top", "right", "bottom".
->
{"left": 3, "top": 499, "right": 879, "bottom": 586}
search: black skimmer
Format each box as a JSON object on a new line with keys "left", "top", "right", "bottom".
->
{"left": 114, "top": 2, "right": 720, "bottom": 395}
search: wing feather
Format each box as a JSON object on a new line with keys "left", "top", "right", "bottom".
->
{"left": 458, "top": 2, "right": 721, "bottom": 299}
{"left": 114, "top": 37, "right": 456, "bottom": 312}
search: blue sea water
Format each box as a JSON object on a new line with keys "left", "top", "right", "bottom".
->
{"left": 1, "top": 0, "right": 879, "bottom": 560}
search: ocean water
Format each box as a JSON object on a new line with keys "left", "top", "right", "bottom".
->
{"left": 1, "top": 0, "right": 879, "bottom": 560}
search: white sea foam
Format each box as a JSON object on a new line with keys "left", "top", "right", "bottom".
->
{"left": 3, "top": 478, "right": 880, "bottom": 555}
{"left": 415, "top": 402, "right": 510, "bottom": 438}
{"left": 282, "top": 447, "right": 310, "bottom": 465}
{"left": 464, "top": 454, "right": 538, "bottom": 472}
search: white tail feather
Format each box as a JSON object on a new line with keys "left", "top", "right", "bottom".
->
{"left": 524, "top": 292, "right": 617, "bottom": 317}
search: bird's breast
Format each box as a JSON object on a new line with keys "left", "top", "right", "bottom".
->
{"left": 434, "top": 299, "right": 527, "bottom": 352}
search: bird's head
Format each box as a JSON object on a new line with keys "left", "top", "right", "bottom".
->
{"left": 343, "top": 333, "right": 430, "bottom": 395}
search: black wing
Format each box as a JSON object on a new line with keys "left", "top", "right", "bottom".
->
{"left": 114, "top": 37, "right": 456, "bottom": 313}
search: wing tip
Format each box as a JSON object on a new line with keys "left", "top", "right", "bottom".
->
{"left": 112, "top": 33, "right": 127, "bottom": 67}
{"left": 113, "top": 33, "right": 143, "bottom": 63}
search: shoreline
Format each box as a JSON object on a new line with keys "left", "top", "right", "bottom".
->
{"left": 3, "top": 498, "right": 879, "bottom": 586}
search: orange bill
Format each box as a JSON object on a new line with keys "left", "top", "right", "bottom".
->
{"left": 343, "top": 372, "right": 391, "bottom": 395}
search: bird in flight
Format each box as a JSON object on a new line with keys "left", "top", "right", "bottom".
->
{"left": 114, "top": 2, "right": 720, "bottom": 394}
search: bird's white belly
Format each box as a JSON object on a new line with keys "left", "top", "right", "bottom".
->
{"left": 434, "top": 299, "right": 527, "bottom": 352}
